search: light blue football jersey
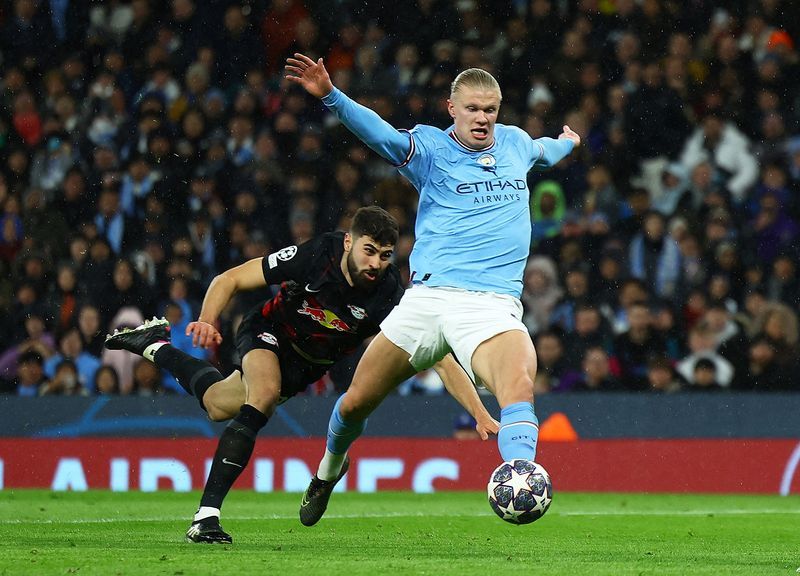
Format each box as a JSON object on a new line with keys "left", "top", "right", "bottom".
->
{"left": 401, "top": 124, "right": 566, "bottom": 296}
{"left": 321, "top": 88, "right": 574, "bottom": 297}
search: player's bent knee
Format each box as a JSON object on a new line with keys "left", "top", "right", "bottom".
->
{"left": 340, "top": 391, "right": 376, "bottom": 421}
{"left": 206, "top": 403, "right": 235, "bottom": 422}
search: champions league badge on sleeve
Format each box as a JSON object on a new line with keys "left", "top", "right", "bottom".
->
{"left": 268, "top": 245, "right": 298, "bottom": 268}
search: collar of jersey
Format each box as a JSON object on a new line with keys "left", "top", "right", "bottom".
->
{"left": 448, "top": 129, "right": 496, "bottom": 153}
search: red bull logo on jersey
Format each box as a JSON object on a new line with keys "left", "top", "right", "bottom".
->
{"left": 298, "top": 300, "right": 352, "bottom": 332}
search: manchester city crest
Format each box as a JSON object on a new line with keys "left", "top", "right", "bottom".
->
{"left": 477, "top": 153, "right": 496, "bottom": 167}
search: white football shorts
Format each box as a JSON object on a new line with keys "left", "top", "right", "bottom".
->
{"left": 380, "top": 284, "right": 527, "bottom": 385}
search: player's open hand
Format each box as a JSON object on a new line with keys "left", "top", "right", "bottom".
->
{"left": 558, "top": 124, "right": 581, "bottom": 147}
{"left": 475, "top": 414, "right": 500, "bottom": 441}
{"left": 285, "top": 53, "right": 334, "bottom": 98}
{"left": 186, "top": 320, "right": 222, "bottom": 349}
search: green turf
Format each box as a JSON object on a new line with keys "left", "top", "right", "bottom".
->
{"left": 1, "top": 490, "right": 798, "bottom": 575}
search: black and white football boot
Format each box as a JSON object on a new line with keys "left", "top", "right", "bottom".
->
{"left": 185, "top": 516, "right": 232, "bottom": 544}
{"left": 104, "top": 317, "right": 171, "bottom": 358}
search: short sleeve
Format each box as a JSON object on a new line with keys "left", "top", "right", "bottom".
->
{"left": 261, "top": 236, "right": 322, "bottom": 285}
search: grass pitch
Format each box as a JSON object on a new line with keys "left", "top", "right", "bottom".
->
{"left": 1, "top": 490, "right": 798, "bottom": 575}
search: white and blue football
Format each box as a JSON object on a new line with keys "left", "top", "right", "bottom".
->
{"left": 487, "top": 459, "right": 552, "bottom": 524}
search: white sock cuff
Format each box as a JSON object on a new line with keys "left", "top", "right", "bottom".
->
{"left": 143, "top": 341, "right": 167, "bottom": 362}
{"left": 317, "top": 448, "right": 347, "bottom": 482}
{"left": 194, "top": 506, "right": 220, "bottom": 522}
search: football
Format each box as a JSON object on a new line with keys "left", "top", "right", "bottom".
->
{"left": 487, "top": 459, "right": 553, "bottom": 524}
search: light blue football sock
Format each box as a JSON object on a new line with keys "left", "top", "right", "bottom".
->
{"left": 497, "top": 401, "right": 539, "bottom": 461}
{"left": 325, "top": 394, "right": 367, "bottom": 455}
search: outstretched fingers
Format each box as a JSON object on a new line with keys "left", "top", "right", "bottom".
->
{"left": 293, "top": 52, "right": 317, "bottom": 66}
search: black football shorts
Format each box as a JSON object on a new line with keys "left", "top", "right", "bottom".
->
{"left": 235, "top": 304, "right": 329, "bottom": 401}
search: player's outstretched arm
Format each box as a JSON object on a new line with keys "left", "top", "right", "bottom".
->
{"left": 285, "top": 53, "right": 411, "bottom": 166}
{"left": 434, "top": 354, "right": 500, "bottom": 440}
{"left": 285, "top": 53, "right": 334, "bottom": 98}
{"left": 532, "top": 124, "right": 581, "bottom": 169}
{"left": 188, "top": 258, "right": 268, "bottom": 349}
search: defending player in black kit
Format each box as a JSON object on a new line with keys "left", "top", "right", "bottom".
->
{"left": 105, "top": 206, "right": 498, "bottom": 543}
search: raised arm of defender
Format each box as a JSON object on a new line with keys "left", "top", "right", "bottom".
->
{"left": 188, "top": 257, "right": 267, "bottom": 349}
{"left": 286, "top": 53, "right": 412, "bottom": 166}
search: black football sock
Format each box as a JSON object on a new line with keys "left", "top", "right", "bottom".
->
{"left": 199, "top": 405, "right": 270, "bottom": 510}
{"left": 152, "top": 345, "right": 223, "bottom": 409}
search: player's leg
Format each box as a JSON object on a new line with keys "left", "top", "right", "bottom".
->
{"left": 321, "top": 332, "right": 416, "bottom": 471}
{"left": 471, "top": 330, "right": 539, "bottom": 461}
{"left": 188, "top": 348, "right": 280, "bottom": 543}
{"left": 104, "top": 317, "right": 228, "bottom": 413}
{"left": 443, "top": 291, "right": 539, "bottom": 462}
{"left": 299, "top": 333, "right": 416, "bottom": 526}
{"left": 201, "top": 371, "right": 246, "bottom": 421}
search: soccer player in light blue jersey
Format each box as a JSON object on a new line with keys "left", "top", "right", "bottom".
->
{"left": 286, "top": 53, "right": 580, "bottom": 526}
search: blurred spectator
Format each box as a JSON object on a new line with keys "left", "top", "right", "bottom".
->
{"left": 765, "top": 251, "right": 800, "bottom": 307}
{"left": 703, "top": 302, "right": 749, "bottom": 387}
{"left": 102, "top": 258, "right": 155, "bottom": 325}
{"left": 652, "top": 162, "right": 690, "bottom": 218}
{"left": 533, "top": 331, "right": 567, "bottom": 391}
{"left": 549, "top": 267, "right": 590, "bottom": 333}
{"left": 5, "top": 348, "right": 46, "bottom": 396}
{"left": 676, "top": 322, "right": 734, "bottom": 388}
{"left": 52, "top": 167, "right": 92, "bottom": 229}
{"left": 684, "top": 357, "right": 724, "bottom": 391}
{"left": 591, "top": 247, "right": 626, "bottom": 313}
{"left": 43, "top": 326, "right": 101, "bottom": 393}
{"left": 39, "top": 358, "right": 89, "bottom": 396}
{"left": 569, "top": 347, "right": 622, "bottom": 392}
{"left": 628, "top": 211, "right": 682, "bottom": 299}
{"left": 0, "top": 309, "right": 54, "bottom": 381}
{"left": 749, "top": 192, "right": 799, "bottom": 266}
{"left": 520, "top": 256, "right": 562, "bottom": 335}
{"left": 530, "top": 180, "right": 566, "bottom": 248}
{"left": 679, "top": 108, "right": 759, "bottom": 206}
{"left": 76, "top": 303, "right": 105, "bottom": 358}
{"left": 563, "top": 304, "right": 613, "bottom": 368}
{"left": 745, "top": 335, "right": 794, "bottom": 392}
{"left": 131, "top": 358, "right": 163, "bottom": 396}
{"left": 580, "top": 163, "right": 621, "bottom": 224}
{"left": 650, "top": 302, "right": 685, "bottom": 361}
{"left": 94, "top": 364, "right": 120, "bottom": 395}
{"left": 612, "top": 301, "right": 667, "bottom": 390}
{"left": 646, "top": 356, "right": 682, "bottom": 393}
{"left": 48, "top": 262, "right": 80, "bottom": 335}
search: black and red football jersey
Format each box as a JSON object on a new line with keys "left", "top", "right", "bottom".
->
{"left": 258, "top": 232, "right": 404, "bottom": 363}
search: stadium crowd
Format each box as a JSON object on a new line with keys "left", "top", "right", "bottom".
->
{"left": 0, "top": 0, "right": 799, "bottom": 397}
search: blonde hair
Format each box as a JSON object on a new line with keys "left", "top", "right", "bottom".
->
{"left": 450, "top": 68, "right": 502, "bottom": 100}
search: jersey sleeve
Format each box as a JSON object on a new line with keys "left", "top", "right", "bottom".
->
{"left": 322, "top": 87, "right": 413, "bottom": 166}
{"left": 261, "top": 236, "right": 323, "bottom": 285}
{"left": 530, "top": 136, "right": 575, "bottom": 170}
{"left": 398, "top": 124, "right": 437, "bottom": 190}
